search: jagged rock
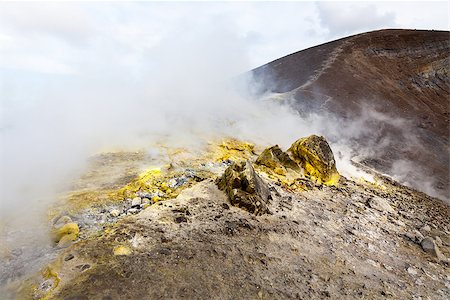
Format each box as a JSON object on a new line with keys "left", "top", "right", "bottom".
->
{"left": 256, "top": 145, "right": 300, "bottom": 175}
{"left": 217, "top": 161, "right": 270, "bottom": 215}
{"left": 421, "top": 236, "right": 446, "bottom": 261}
{"left": 367, "top": 197, "right": 396, "bottom": 214}
{"left": 287, "top": 135, "right": 340, "bottom": 184}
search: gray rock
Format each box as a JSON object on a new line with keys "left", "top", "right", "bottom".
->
{"left": 405, "top": 229, "right": 424, "bottom": 244}
{"left": 367, "top": 197, "right": 395, "bottom": 214}
{"left": 127, "top": 208, "right": 139, "bottom": 215}
{"left": 421, "top": 236, "right": 446, "bottom": 261}
{"left": 420, "top": 225, "right": 431, "bottom": 233}
{"left": 110, "top": 209, "right": 121, "bottom": 217}
{"left": 131, "top": 197, "right": 142, "bottom": 208}
{"left": 168, "top": 176, "right": 189, "bottom": 189}
{"left": 407, "top": 267, "right": 418, "bottom": 275}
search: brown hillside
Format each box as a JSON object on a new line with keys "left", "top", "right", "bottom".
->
{"left": 252, "top": 29, "right": 450, "bottom": 199}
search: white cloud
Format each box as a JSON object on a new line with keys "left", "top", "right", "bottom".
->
{"left": 0, "top": 2, "right": 447, "bottom": 75}
{"left": 316, "top": 2, "right": 397, "bottom": 37}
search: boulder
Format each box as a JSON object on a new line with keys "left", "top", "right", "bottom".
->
{"left": 421, "top": 236, "right": 447, "bottom": 262}
{"left": 217, "top": 161, "right": 270, "bottom": 215}
{"left": 256, "top": 145, "right": 300, "bottom": 175}
{"left": 288, "top": 135, "right": 340, "bottom": 185}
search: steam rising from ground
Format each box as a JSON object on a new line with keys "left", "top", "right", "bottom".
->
{"left": 1, "top": 27, "right": 447, "bottom": 230}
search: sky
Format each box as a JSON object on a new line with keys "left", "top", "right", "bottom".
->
{"left": 0, "top": 1, "right": 448, "bottom": 77}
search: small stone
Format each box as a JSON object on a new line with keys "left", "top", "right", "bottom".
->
{"left": 405, "top": 230, "right": 424, "bottom": 244}
{"left": 175, "top": 216, "right": 187, "bottom": 223}
{"left": 258, "top": 291, "right": 263, "bottom": 299}
{"left": 127, "top": 208, "right": 139, "bottom": 215}
{"left": 407, "top": 267, "right": 418, "bottom": 275}
{"left": 435, "top": 236, "right": 443, "bottom": 247}
{"left": 420, "top": 225, "right": 431, "bottom": 233}
{"left": 421, "top": 236, "right": 446, "bottom": 261}
{"left": 131, "top": 197, "right": 142, "bottom": 208}
{"left": 110, "top": 209, "right": 120, "bottom": 217}
{"left": 367, "top": 197, "right": 395, "bottom": 214}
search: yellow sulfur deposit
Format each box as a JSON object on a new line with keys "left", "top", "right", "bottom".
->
{"left": 52, "top": 223, "right": 79, "bottom": 244}
{"left": 116, "top": 167, "right": 163, "bottom": 197}
{"left": 211, "top": 138, "right": 256, "bottom": 162}
{"left": 113, "top": 245, "right": 132, "bottom": 256}
{"left": 288, "top": 135, "right": 340, "bottom": 185}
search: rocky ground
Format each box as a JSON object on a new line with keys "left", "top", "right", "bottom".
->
{"left": 2, "top": 137, "right": 448, "bottom": 300}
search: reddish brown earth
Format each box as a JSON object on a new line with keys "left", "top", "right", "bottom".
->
{"left": 252, "top": 29, "right": 450, "bottom": 200}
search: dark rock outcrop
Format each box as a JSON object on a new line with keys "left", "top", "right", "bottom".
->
{"left": 216, "top": 161, "right": 270, "bottom": 215}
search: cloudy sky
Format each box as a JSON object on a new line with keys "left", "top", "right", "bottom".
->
{"left": 0, "top": 1, "right": 448, "bottom": 77}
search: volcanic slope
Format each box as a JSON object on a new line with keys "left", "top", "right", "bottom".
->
{"left": 252, "top": 29, "right": 450, "bottom": 199}
{"left": 10, "top": 138, "right": 450, "bottom": 300}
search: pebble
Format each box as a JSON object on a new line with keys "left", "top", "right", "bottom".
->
{"left": 407, "top": 267, "right": 418, "bottom": 275}
{"left": 131, "top": 197, "right": 142, "bottom": 208}
{"left": 128, "top": 208, "right": 139, "bottom": 215}
{"left": 367, "top": 197, "right": 395, "bottom": 214}
{"left": 110, "top": 209, "right": 121, "bottom": 217}
{"left": 421, "top": 236, "right": 446, "bottom": 261}
{"left": 420, "top": 225, "right": 431, "bottom": 233}
{"left": 405, "top": 230, "right": 424, "bottom": 244}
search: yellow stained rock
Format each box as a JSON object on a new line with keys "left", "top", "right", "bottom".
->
{"left": 212, "top": 139, "right": 256, "bottom": 162}
{"left": 52, "top": 223, "right": 79, "bottom": 243}
{"left": 288, "top": 135, "right": 340, "bottom": 185}
{"left": 113, "top": 245, "right": 132, "bottom": 256}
